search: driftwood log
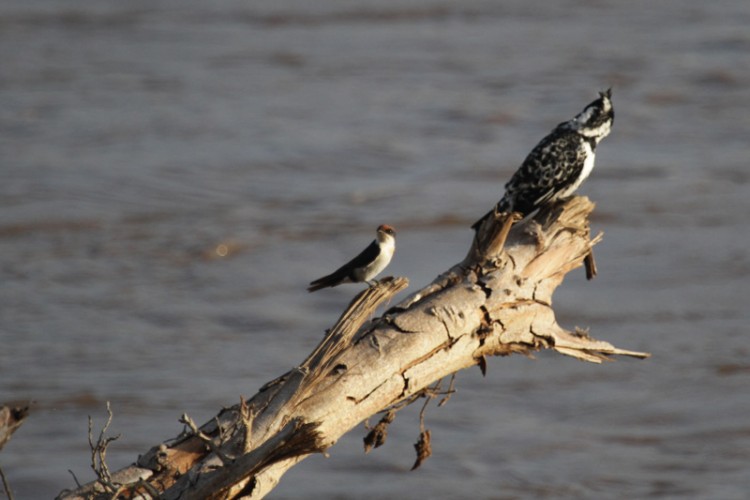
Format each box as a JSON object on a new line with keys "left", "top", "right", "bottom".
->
{"left": 58, "top": 196, "right": 649, "bottom": 499}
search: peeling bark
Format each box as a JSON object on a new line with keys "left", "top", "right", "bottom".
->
{"left": 58, "top": 196, "right": 649, "bottom": 500}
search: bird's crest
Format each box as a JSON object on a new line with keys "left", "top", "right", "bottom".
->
{"left": 564, "top": 89, "right": 614, "bottom": 141}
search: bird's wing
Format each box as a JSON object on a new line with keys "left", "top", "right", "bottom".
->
{"left": 471, "top": 129, "right": 589, "bottom": 229}
{"left": 506, "top": 130, "right": 586, "bottom": 214}
{"left": 308, "top": 239, "right": 379, "bottom": 291}
{"left": 339, "top": 239, "right": 380, "bottom": 278}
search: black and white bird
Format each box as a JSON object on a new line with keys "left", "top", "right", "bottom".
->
{"left": 308, "top": 224, "right": 396, "bottom": 292}
{"left": 472, "top": 89, "right": 614, "bottom": 230}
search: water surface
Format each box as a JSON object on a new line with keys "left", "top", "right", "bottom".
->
{"left": 1, "top": 1, "right": 749, "bottom": 498}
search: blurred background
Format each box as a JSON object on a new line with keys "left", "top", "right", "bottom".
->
{"left": 1, "top": 0, "right": 749, "bottom": 498}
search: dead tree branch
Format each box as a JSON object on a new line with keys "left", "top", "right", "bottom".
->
{"left": 0, "top": 466, "right": 13, "bottom": 500}
{"left": 58, "top": 196, "right": 649, "bottom": 500}
{"left": 0, "top": 404, "right": 28, "bottom": 452}
{"left": 1, "top": 403, "right": 30, "bottom": 500}
{"left": 87, "top": 402, "right": 121, "bottom": 495}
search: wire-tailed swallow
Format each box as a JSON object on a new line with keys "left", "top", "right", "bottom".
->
{"left": 308, "top": 224, "right": 396, "bottom": 292}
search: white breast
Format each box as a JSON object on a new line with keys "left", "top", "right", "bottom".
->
{"left": 359, "top": 235, "right": 395, "bottom": 282}
{"left": 559, "top": 142, "right": 595, "bottom": 198}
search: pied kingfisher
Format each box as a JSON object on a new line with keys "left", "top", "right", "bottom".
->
{"left": 472, "top": 89, "right": 614, "bottom": 230}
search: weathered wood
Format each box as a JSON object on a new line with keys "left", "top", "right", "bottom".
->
{"left": 58, "top": 196, "right": 648, "bottom": 500}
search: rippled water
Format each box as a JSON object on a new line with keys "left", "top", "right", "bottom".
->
{"left": 1, "top": 0, "right": 749, "bottom": 498}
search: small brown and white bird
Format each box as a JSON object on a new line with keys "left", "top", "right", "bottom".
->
{"left": 308, "top": 224, "right": 396, "bottom": 292}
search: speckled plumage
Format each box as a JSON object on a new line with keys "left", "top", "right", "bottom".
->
{"left": 472, "top": 89, "right": 614, "bottom": 230}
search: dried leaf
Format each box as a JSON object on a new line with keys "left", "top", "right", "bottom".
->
{"left": 411, "top": 430, "right": 432, "bottom": 470}
{"left": 363, "top": 411, "right": 395, "bottom": 454}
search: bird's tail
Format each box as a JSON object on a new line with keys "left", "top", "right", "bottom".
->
{"left": 470, "top": 208, "right": 493, "bottom": 231}
{"left": 307, "top": 269, "right": 347, "bottom": 292}
{"left": 471, "top": 198, "right": 510, "bottom": 231}
{"left": 307, "top": 279, "right": 331, "bottom": 292}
